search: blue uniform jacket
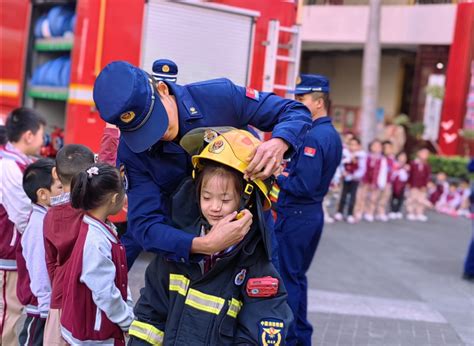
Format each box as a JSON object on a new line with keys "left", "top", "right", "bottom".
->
{"left": 276, "top": 116, "right": 342, "bottom": 209}
{"left": 118, "top": 78, "right": 311, "bottom": 262}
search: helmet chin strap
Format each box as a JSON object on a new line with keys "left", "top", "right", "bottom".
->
{"left": 239, "top": 182, "right": 255, "bottom": 211}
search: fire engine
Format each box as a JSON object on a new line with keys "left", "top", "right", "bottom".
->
{"left": 1, "top": 0, "right": 303, "bottom": 222}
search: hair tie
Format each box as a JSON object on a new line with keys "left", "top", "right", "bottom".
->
{"left": 86, "top": 166, "right": 99, "bottom": 178}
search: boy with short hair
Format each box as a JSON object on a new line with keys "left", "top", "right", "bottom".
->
{"left": 407, "top": 148, "right": 432, "bottom": 221}
{"left": 334, "top": 137, "right": 366, "bottom": 223}
{"left": 376, "top": 141, "right": 396, "bottom": 222}
{"left": 17, "top": 158, "right": 62, "bottom": 345}
{"left": 0, "top": 107, "right": 45, "bottom": 345}
{"left": 457, "top": 178, "right": 471, "bottom": 217}
{"left": 43, "top": 144, "right": 95, "bottom": 345}
{"left": 429, "top": 172, "right": 449, "bottom": 206}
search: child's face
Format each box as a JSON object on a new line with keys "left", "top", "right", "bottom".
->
{"left": 397, "top": 153, "right": 407, "bottom": 165}
{"left": 436, "top": 172, "right": 447, "bottom": 182}
{"left": 344, "top": 133, "right": 354, "bottom": 145}
{"left": 24, "top": 126, "right": 45, "bottom": 156}
{"left": 371, "top": 142, "right": 382, "bottom": 154}
{"left": 383, "top": 143, "right": 393, "bottom": 156}
{"left": 348, "top": 140, "right": 360, "bottom": 153}
{"left": 449, "top": 185, "right": 457, "bottom": 193}
{"left": 200, "top": 174, "right": 240, "bottom": 226}
{"left": 37, "top": 177, "right": 62, "bottom": 207}
{"left": 418, "top": 149, "right": 430, "bottom": 161}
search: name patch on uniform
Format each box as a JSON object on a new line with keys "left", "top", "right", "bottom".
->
{"left": 258, "top": 318, "right": 284, "bottom": 346}
{"left": 234, "top": 269, "right": 247, "bottom": 286}
{"left": 303, "top": 146, "right": 316, "bottom": 157}
{"left": 246, "top": 87, "right": 260, "bottom": 101}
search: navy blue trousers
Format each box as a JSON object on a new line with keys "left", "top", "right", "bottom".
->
{"left": 275, "top": 204, "right": 324, "bottom": 346}
{"left": 464, "top": 212, "right": 474, "bottom": 276}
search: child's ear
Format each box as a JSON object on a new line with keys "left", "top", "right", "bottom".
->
{"left": 23, "top": 130, "right": 34, "bottom": 144}
{"left": 36, "top": 188, "right": 48, "bottom": 203}
{"left": 111, "top": 193, "right": 119, "bottom": 205}
{"left": 52, "top": 167, "right": 59, "bottom": 180}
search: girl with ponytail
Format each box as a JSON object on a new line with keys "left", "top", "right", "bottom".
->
{"left": 60, "top": 163, "right": 134, "bottom": 345}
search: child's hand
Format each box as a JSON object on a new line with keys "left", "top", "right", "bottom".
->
{"left": 204, "top": 209, "right": 253, "bottom": 254}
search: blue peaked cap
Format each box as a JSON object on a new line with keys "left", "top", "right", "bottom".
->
{"left": 290, "top": 74, "right": 330, "bottom": 95}
{"left": 93, "top": 61, "right": 169, "bottom": 153}
{"left": 152, "top": 59, "right": 178, "bottom": 82}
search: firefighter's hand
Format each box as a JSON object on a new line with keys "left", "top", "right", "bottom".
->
{"left": 198, "top": 210, "right": 253, "bottom": 255}
{"left": 245, "top": 138, "right": 288, "bottom": 180}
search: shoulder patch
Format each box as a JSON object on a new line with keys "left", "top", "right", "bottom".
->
{"left": 303, "top": 146, "right": 317, "bottom": 157}
{"left": 246, "top": 87, "right": 260, "bottom": 101}
{"left": 258, "top": 318, "right": 284, "bottom": 346}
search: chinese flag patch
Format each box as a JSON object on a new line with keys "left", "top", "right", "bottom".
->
{"left": 304, "top": 146, "right": 316, "bottom": 157}
{"left": 245, "top": 87, "right": 260, "bottom": 101}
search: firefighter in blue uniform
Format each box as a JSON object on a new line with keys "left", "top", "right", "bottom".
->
{"left": 274, "top": 74, "right": 342, "bottom": 345}
{"left": 463, "top": 158, "right": 474, "bottom": 282}
{"left": 93, "top": 61, "right": 311, "bottom": 266}
{"left": 118, "top": 58, "right": 180, "bottom": 269}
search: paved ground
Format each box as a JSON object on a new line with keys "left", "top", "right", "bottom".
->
{"left": 129, "top": 211, "right": 473, "bottom": 346}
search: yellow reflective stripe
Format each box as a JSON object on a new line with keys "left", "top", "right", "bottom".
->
{"left": 227, "top": 298, "right": 243, "bottom": 318}
{"left": 169, "top": 274, "right": 190, "bottom": 296}
{"left": 129, "top": 320, "right": 164, "bottom": 345}
{"left": 185, "top": 288, "right": 225, "bottom": 315}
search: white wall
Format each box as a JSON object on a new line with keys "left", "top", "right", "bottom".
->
{"left": 301, "top": 4, "right": 456, "bottom": 48}
{"left": 304, "top": 52, "right": 405, "bottom": 117}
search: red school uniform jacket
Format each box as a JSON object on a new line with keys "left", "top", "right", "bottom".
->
{"left": 408, "top": 160, "right": 431, "bottom": 189}
{"left": 61, "top": 215, "right": 132, "bottom": 345}
{"left": 43, "top": 194, "right": 83, "bottom": 309}
{"left": 385, "top": 155, "right": 396, "bottom": 184}
{"left": 0, "top": 144, "right": 31, "bottom": 270}
{"left": 391, "top": 164, "right": 409, "bottom": 197}
{"left": 362, "top": 154, "right": 385, "bottom": 187}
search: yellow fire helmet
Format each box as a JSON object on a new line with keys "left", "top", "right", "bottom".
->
{"left": 189, "top": 128, "right": 272, "bottom": 210}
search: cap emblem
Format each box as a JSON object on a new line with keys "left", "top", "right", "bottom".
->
{"left": 120, "top": 111, "right": 136, "bottom": 124}
{"left": 162, "top": 65, "right": 170, "bottom": 73}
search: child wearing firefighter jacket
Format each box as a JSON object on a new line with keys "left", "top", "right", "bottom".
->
{"left": 129, "top": 129, "right": 293, "bottom": 346}
{"left": 60, "top": 163, "right": 134, "bottom": 345}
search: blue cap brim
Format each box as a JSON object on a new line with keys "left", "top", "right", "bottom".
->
{"left": 121, "top": 90, "right": 169, "bottom": 153}
{"left": 289, "top": 88, "right": 329, "bottom": 95}
{"left": 288, "top": 89, "right": 309, "bottom": 95}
